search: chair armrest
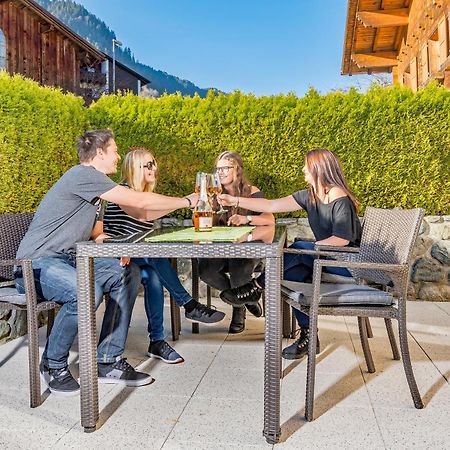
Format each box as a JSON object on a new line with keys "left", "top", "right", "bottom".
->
{"left": 314, "top": 244, "right": 360, "bottom": 253}
{"left": 283, "top": 248, "right": 355, "bottom": 259}
{"left": 316, "top": 259, "right": 408, "bottom": 273}
{"left": 0, "top": 258, "right": 23, "bottom": 267}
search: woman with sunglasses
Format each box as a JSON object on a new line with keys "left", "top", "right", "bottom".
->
{"left": 218, "top": 148, "right": 361, "bottom": 359}
{"left": 94, "top": 147, "right": 226, "bottom": 364}
{"left": 198, "top": 151, "right": 275, "bottom": 334}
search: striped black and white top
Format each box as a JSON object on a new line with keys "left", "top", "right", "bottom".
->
{"left": 98, "top": 185, "right": 154, "bottom": 238}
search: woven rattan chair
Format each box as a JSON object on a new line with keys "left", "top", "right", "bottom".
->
{"left": 281, "top": 206, "right": 425, "bottom": 421}
{"left": 0, "top": 213, "right": 57, "bottom": 407}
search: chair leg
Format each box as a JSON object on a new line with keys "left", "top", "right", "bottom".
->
{"left": 261, "top": 291, "right": 266, "bottom": 318}
{"left": 397, "top": 305, "right": 424, "bottom": 409}
{"left": 169, "top": 259, "right": 181, "bottom": 341}
{"left": 27, "top": 309, "right": 41, "bottom": 408}
{"left": 206, "top": 285, "right": 211, "bottom": 307}
{"left": 191, "top": 259, "right": 199, "bottom": 334}
{"left": 290, "top": 312, "right": 297, "bottom": 339}
{"left": 170, "top": 297, "right": 181, "bottom": 341}
{"left": 384, "top": 318, "right": 400, "bottom": 360}
{"left": 282, "top": 300, "right": 292, "bottom": 339}
{"left": 364, "top": 317, "right": 373, "bottom": 338}
{"left": 358, "top": 317, "right": 375, "bottom": 373}
{"left": 305, "top": 320, "right": 319, "bottom": 421}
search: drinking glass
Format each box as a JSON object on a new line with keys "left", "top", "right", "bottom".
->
{"left": 212, "top": 172, "right": 226, "bottom": 214}
{"left": 195, "top": 172, "right": 203, "bottom": 194}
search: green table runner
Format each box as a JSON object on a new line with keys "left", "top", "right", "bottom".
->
{"left": 145, "top": 226, "right": 255, "bottom": 243}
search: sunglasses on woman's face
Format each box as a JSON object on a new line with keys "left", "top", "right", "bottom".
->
{"left": 142, "top": 160, "right": 157, "bottom": 170}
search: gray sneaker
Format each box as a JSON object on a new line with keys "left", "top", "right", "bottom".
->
{"left": 98, "top": 357, "right": 154, "bottom": 386}
{"left": 185, "top": 303, "right": 225, "bottom": 325}
{"left": 40, "top": 362, "right": 80, "bottom": 396}
{"left": 148, "top": 340, "right": 184, "bottom": 364}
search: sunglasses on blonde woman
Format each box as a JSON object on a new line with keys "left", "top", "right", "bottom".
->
{"left": 141, "top": 160, "right": 156, "bottom": 170}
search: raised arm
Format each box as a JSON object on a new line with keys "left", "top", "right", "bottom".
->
{"left": 218, "top": 193, "right": 301, "bottom": 213}
{"left": 101, "top": 185, "right": 196, "bottom": 212}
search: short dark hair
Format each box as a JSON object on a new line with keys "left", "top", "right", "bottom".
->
{"left": 77, "top": 129, "right": 114, "bottom": 162}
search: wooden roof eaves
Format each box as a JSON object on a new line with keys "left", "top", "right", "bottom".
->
{"left": 342, "top": 0, "right": 359, "bottom": 75}
{"left": 103, "top": 54, "right": 151, "bottom": 85}
{"left": 16, "top": 0, "right": 105, "bottom": 61}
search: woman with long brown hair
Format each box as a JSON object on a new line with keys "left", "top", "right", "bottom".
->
{"left": 198, "top": 151, "right": 275, "bottom": 333}
{"left": 218, "top": 148, "right": 361, "bottom": 359}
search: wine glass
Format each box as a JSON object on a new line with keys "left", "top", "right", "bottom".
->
{"left": 212, "top": 172, "right": 227, "bottom": 214}
{"left": 195, "top": 172, "right": 203, "bottom": 194}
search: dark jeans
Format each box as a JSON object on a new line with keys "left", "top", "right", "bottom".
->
{"left": 134, "top": 257, "right": 192, "bottom": 342}
{"left": 198, "top": 257, "right": 262, "bottom": 293}
{"left": 15, "top": 253, "right": 141, "bottom": 369}
{"left": 257, "top": 241, "right": 352, "bottom": 329}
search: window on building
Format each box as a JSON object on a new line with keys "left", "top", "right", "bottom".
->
{"left": 0, "top": 29, "right": 6, "bottom": 70}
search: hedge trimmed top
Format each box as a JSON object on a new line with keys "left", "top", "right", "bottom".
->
{"left": 1, "top": 72, "right": 449, "bottom": 216}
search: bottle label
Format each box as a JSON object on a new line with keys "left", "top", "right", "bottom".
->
{"left": 199, "top": 216, "right": 213, "bottom": 230}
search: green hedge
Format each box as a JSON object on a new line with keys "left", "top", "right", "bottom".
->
{"left": 89, "top": 84, "right": 450, "bottom": 216}
{"left": 1, "top": 72, "right": 449, "bottom": 216}
{"left": 0, "top": 72, "right": 88, "bottom": 213}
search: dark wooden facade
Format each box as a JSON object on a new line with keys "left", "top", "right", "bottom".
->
{"left": 103, "top": 57, "right": 150, "bottom": 95}
{"left": 0, "top": 0, "right": 105, "bottom": 101}
{"left": 342, "top": 0, "right": 450, "bottom": 91}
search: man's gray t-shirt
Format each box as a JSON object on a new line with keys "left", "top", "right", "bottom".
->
{"left": 17, "top": 165, "right": 117, "bottom": 259}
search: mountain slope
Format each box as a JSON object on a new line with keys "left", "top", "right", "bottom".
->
{"left": 36, "top": 0, "right": 213, "bottom": 97}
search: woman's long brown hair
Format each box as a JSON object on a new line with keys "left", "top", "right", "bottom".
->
{"left": 305, "top": 148, "right": 359, "bottom": 211}
{"left": 214, "top": 151, "right": 252, "bottom": 222}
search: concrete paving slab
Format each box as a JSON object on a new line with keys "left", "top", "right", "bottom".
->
{"left": 0, "top": 299, "right": 449, "bottom": 449}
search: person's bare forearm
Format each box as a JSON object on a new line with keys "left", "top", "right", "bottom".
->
{"left": 102, "top": 185, "right": 195, "bottom": 211}
{"left": 218, "top": 194, "right": 300, "bottom": 213}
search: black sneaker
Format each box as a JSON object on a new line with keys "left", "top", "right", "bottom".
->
{"left": 40, "top": 362, "right": 80, "bottom": 396}
{"left": 148, "top": 340, "right": 184, "bottom": 364}
{"left": 185, "top": 303, "right": 225, "bottom": 325}
{"left": 220, "top": 280, "right": 262, "bottom": 307}
{"left": 98, "top": 357, "right": 154, "bottom": 386}
{"left": 282, "top": 330, "right": 321, "bottom": 360}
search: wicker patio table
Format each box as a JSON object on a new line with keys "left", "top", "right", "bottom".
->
{"left": 76, "top": 225, "right": 286, "bottom": 444}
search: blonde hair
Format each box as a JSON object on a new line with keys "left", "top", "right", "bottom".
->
{"left": 305, "top": 148, "right": 359, "bottom": 211}
{"left": 120, "top": 147, "right": 158, "bottom": 192}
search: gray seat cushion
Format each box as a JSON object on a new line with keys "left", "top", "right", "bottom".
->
{"left": 0, "top": 287, "right": 27, "bottom": 306}
{"left": 281, "top": 281, "right": 393, "bottom": 306}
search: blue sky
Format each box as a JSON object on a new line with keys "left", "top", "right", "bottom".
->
{"left": 79, "top": 0, "right": 380, "bottom": 96}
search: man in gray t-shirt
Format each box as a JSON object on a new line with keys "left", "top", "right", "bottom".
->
{"left": 15, "top": 129, "right": 197, "bottom": 396}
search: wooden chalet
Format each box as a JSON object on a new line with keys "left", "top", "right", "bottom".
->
{"left": 102, "top": 55, "right": 150, "bottom": 95}
{"left": 0, "top": 0, "right": 106, "bottom": 102}
{"left": 342, "top": 0, "right": 450, "bottom": 91}
{"left": 0, "top": 0, "right": 149, "bottom": 101}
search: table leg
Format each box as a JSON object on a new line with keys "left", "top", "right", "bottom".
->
{"left": 263, "top": 255, "right": 282, "bottom": 444}
{"left": 191, "top": 258, "right": 199, "bottom": 334}
{"left": 76, "top": 256, "right": 99, "bottom": 432}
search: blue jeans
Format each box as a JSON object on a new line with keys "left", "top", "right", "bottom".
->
{"left": 15, "top": 253, "right": 141, "bottom": 369}
{"left": 134, "top": 258, "right": 192, "bottom": 342}
{"left": 257, "top": 241, "right": 352, "bottom": 329}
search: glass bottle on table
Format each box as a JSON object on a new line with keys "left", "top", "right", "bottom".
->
{"left": 193, "top": 172, "right": 213, "bottom": 232}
